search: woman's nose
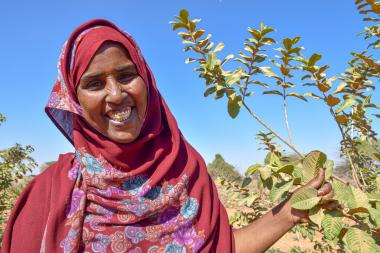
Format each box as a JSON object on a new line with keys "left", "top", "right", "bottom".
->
{"left": 105, "top": 77, "right": 125, "bottom": 104}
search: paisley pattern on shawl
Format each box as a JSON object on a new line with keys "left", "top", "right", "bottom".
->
{"left": 60, "top": 150, "right": 205, "bottom": 253}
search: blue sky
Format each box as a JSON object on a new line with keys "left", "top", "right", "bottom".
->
{"left": 1, "top": 0, "right": 378, "bottom": 174}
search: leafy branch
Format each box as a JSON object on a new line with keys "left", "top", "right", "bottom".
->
{"left": 170, "top": 8, "right": 380, "bottom": 252}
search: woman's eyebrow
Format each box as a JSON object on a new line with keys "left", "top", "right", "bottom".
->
{"left": 81, "top": 72, "right": 102, "bottom": 82}
{"left": 115, "top": 63, "right": 136, "bottom": 72}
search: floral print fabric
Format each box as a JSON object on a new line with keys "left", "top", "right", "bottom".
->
{"left": 61, "top": 150, "right": 205, "bottom": 253}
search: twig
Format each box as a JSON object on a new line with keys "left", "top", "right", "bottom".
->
{"left": 282, "top": 86, "right": 294, "bottom": 146}
{"left": 327, "top": 107, "right": 363, "bottom": 189}
{"left": 242, "top": 101, "right": 348, "bottom": 185}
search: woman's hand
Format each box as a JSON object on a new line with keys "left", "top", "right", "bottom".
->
{"left": 286, "top": 168, "right": 335, "bottom": 225}
{"left": 234, "top": 168, "right": 336, "bottom": 253}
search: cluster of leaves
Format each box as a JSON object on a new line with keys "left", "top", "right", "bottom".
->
{"left": 216, "top": 177, "right": 267, "bottom": 228}
{"left": 207, "top": 153, "right": 266, "bottom": 228}
{"left": 207, "top": 154, "right": 242, "bottom": 182}
{"left": 170, "top": 4, "right": 380, "bottom": 252}
{"left": 245, "top": 141, "right": 380, "bottom": 252}
{"left": 170, "top": 10, "right": 276, "bottom": 118}
{"left": 291, "top": 224, "right": 336, "bottom": 253}
{"left": 356, "top": 0, "right": 380, "bottom": 49}
{"left": 0, "top": 114, "right": 37, "bottom": 241}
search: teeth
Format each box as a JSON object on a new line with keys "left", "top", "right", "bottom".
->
{"left": 107, "top": 107, "right": 132, "bottom": 122}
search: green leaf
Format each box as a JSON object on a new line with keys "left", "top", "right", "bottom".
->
{"left": 203, "top": 86, "right": 216, "bottom": 97}
{"left": 335, "top": 98, "right": 356, "bottom": 113}
{"left": 344, "top": 227, "right": 377, "bottom": 253}
{"left": 324, "top": 160, "right": 334, "bottom": 179}
{"left": 277, "top": 164, "right": 294, "bottom": 175}
{"left": 283, "top": 38, "right": 292, "bottom": 50}
{"left": 226, "top": 68, "right": 246, "bottom": 85}
{"left": 263, "top": 90, "right": 283, "bottom": 96}
{"left": 303, "top": 92, "right": 322, "bottom": 100}
{"left": 259, "top": 165, "right": 272, "bottom": 180}
{"left": 193, "top": 30, "right": 205, "bottom": 40}
{"left": 325, "top": 94, "right": 341, "bottom": 107}
{"left": 198, "top": 34, "right": 212, "bottom": 48}
{"left": 335, "top": 114, "right": 349, "bottom": 124}
{"left": 214, "top": 42, "right": 224, "bottom": 53}
{"left": 227, "top": 94, "right": 242, "bottom": 118}
{"left": 292, "top": 36, "right": 301, "bottom": 44}
{"left": 308, "top": 53, "right": 322, "bottom": 66}
{"left": 333, "top": 82, "right": 348, "bottom": 94}
{"left": 301, "top": 151, "right": 326, "bottom": 184}
{"left": 309, "top": 205, "right": 324, "bottom": 228}
{"left": 241, "top": 177, "right": 252, "bottom": 188}
{"left": 185, "top": 58, "right": 196, "bottom": 64}
{"left": 179, "top": 9, "right": 189, "bottom": 22}
{"left": 287, "top": 92, "right": 307, "bottom": 102}
{"left": 290, "top": 188, "right": 321, "bottom": 210}
{"left": 247, "top": 27, "right": 261, "bottom": 40}
{"left": 269, "top": 180, "right": 294, "bottom": 202}
{"left": 221, "top": 54, "right": 234, "bottom": 66}
{"left": 321, "top": 210, "right": 343, "bottom": 240}
{"left": 260, "top": 66, "right": 281, "bottom": 80}
{"left": 264, "top": 152, "right": 280, "bottom": 167}
{"left": 292, "top": 162, "right": 303, "bottom": 184}
{"left": 245, "top": 163, "right": 261, "bottom": 176}
{"left": 368, "top": 207, "right": 380, "bottom": 227}
{"left": 331, "top": 178, "right": 348, "bottom": 205}
{"left": 346, "top": 185, "right": 370, "bottom": 210}
{"left": 171, "top": 22, "right": 188, "bottom": 31}
{"left": 367, "top": 192, "right": 380, "bottom": 201}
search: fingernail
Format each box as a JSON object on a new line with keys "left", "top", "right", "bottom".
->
{"left": 318, "top": 190, "right": 324, "bottom": 196}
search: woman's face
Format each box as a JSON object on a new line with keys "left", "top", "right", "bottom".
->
{"left": 77, "top": 42, "right": 147, "bottom": 143}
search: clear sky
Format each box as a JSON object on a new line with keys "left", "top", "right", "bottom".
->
{"left": 1, "top": 0, "right": 379, "bottom": 174}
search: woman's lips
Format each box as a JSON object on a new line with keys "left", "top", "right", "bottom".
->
{"left": 106, "top": 106, "right": 136, "bottom": 126}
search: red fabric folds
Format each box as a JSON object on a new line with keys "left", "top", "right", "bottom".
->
{"left": 1, "top": 19, "right": 234, "bottom": 253}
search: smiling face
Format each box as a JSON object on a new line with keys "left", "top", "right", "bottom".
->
{"left": 77, "top": 42, "right": 147, "bottom": 143}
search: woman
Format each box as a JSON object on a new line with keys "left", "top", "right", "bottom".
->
{"left": 2, "top": 19, "right": 333, "bottom": 253}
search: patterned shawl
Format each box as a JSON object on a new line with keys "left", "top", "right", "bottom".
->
{"left": 1, "top": 19, "right": 234, "bottom": 253}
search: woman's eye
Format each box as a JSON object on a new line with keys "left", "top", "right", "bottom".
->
{"left": 87, "top": 80, "right": 103, "bottom": 89}
{"left": 118, "top": 73, "right": 135, "bottom": 83}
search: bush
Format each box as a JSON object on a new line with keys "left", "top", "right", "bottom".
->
{"left": 0, "top": 113, "right": 37, "bottom": 242}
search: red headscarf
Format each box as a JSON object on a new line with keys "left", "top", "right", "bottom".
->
{"left": 2, "top": 19, "right": 234, "bottom": 253}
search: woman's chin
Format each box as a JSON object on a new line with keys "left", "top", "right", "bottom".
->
{"left": 106, "top": 130, "right": 140, "bottom": 144}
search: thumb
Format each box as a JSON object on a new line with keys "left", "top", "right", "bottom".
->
{"left": 305, "top": 168, "right": 325, "bottom": 189}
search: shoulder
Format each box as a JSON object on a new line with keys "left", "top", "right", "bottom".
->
{"left": 16, "top": 152, "right": 76, "bottom": 207}
{"left": 34, "top": 152, "right": 75, "bottom": 184}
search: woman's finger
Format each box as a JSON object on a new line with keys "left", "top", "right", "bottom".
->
{"left": 322, "top": 200, "right": 339, "bottom": 210}
{"left": 318, "top": 182, "right": 333, "bottom": 197}
{"left": 321, "top": 191, "right": 334, "bottom": 201}
{"left": 306, "top": 168, "right": 325, "bottom": 189}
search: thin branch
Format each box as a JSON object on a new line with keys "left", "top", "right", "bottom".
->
{"left": 242, "top": 101, "right": 348, "bottom": 185}
{"left": 242, "top": 101, "right": 303, "bottom": 157}
{"left": 282, "top": 86, "right": 294, "bottom": 146}
{"left": 327, "top": 107, "right": 363, "bottom": 189}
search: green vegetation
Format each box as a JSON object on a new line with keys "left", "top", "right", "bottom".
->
{"left": 207, "top": 154, "right": 242, "bottom": 182}
{"left": 0, "top": 113, "right": 37, "bottom": 242}
{"left": 171, "top": 1, "right": 380, "bottom": 252}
